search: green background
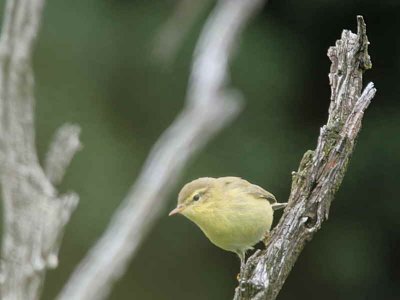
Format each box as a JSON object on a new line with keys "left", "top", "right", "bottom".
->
{"left": 0, "top": 0, "right": 399, "bottom": 299}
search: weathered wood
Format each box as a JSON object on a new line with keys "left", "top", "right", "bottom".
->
{"left": 0, "top": 1, "right": 81, "bottom": 299}
{"left": 234, "top": 16, "right": 376, "bottom": 300}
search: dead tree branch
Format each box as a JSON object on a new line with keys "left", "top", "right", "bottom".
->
{"left": 58, "top": 0, "right": 266, "bottom": 299}
{"left": 152, "top": 0, "right": 213, "bottom": 65}
{"left": 234, "top": 16, "right": 376, "bottom": 300}
{"left": 0, "top": 0, "right": 81, "bottom": 299}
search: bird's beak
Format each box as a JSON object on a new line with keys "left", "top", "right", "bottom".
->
{"left": 169, "top": 204, "right": 184, "bottom": 216}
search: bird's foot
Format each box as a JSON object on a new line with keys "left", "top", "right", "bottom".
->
{"left": 262, "top": 231, "right": 270, "bottom": 246}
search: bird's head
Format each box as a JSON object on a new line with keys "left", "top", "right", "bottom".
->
{"left": 169, "top": 177, "right": 216, "bottom": 218}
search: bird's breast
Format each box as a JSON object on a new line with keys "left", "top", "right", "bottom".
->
{"left": 187, "top": 197, "right": 273, "bottom": 253}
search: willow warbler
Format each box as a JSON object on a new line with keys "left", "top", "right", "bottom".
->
{"left": 169, "top": 177, "right": 286, "bottom": 270}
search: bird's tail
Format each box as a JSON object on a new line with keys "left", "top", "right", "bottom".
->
{"left": 271, "top": 202, "right": 287, "bottom": 210}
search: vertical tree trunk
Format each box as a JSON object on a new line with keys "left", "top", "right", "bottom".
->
{"left": 0, "top": 1, "right": 81, "bottom": 299}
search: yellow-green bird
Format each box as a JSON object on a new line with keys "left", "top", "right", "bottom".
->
{"left": 169, "top": 177, "right": 286, "bottom": 270}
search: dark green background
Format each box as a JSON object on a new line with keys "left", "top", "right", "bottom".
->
{"left": 0, "top": 0, "right": 399, "bottom": 299}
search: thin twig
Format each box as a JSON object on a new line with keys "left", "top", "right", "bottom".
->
{"left": 44, "top": 123, "right": 82, "bottom": 185}
{"left": 152, "top": 0, "right": 213, "bottom": 65}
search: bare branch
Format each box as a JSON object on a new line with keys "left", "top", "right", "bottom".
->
{"left": 234, "top": 16, "right": 376, "bottom": 300}
{"left": 0, "top": 0, "right": 46, "bottom": 165}
{"left": 58, "top": 1, "right": 266, "bottom": 299}
{"left": 152, "top": 0, "right": 212, "bottom": 65}
{"left": 0, "top": 1, "right": 80, "bottom": 299}
{"left": 44, "top": 123, "right": 82, "bottom": 185}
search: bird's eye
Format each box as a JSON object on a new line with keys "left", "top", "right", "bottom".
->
{"left": 193, "top": 194, "right": 200, "bottom": 201}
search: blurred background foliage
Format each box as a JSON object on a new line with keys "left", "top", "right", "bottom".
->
{"left": 0, "top": 0, "right": 399, "bottom": 299}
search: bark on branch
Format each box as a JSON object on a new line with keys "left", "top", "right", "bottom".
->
{"left": 0, "top": 1, "right": 81, "bottom": 299}
{"left": 234, "top": 16, "right": 376, "bottom": 300}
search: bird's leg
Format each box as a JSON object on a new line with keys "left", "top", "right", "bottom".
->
{"left": 237, "top": 252, "right": 246, "bottom": 281}
{"left": 240, "top": 256, "right": 245, "bottom": 274}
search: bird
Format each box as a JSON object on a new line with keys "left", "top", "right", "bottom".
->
{"left": 169, "top": 176, "right": 286, "bottom": 272}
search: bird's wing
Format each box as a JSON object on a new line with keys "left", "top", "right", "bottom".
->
{"left": 247, "top": 186, "right": 287, "bottom": 210}
{"left": 219, "top": 177, "right": 277, "bottom": 204}
{"left": 246, "top": 184, "right": 277, "bottom": 204}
